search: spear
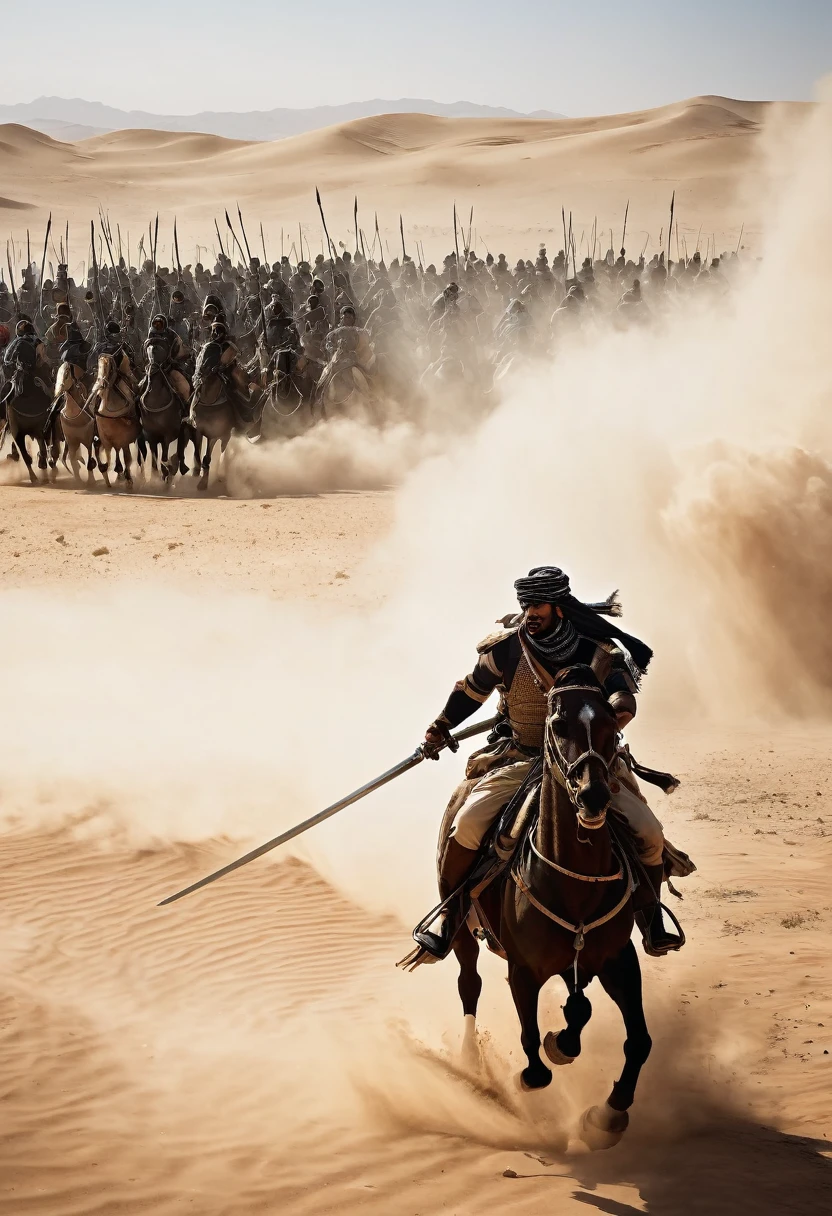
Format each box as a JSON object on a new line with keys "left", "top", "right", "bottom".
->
{"left": 173, "top": 218, "right": 182, "bottom": 282}
{"left": 452, "top": 203, "right": 462, "bottom": 282}
{"left": 65, "top": 222, "right": 69, "bottom": 271}
{"left": 399, "top": 213, "right": 407, "bottom": 261}
{"left": 561, "top": 205, "right": 569, "bottom": 278}
{"left": 467, "top": 206, "right": 474, "bottom": 254}
{"left": 98, "top": 207, "right": 118, "bottom": 274}
{"left": 620, "top": 198, "right": 629, "bottom": 256}
{"left": 158, "top": 715, "right": 499, "bottom": 906}
{"left": 117, "top": 223, "right": 123, "bottom": 265}
{"left": 225, "top": 209, "right": 246, "bottom": 266}
{"left": 214, "top": 218, "right": 226, "bottom": 260}
{"left": 667, "top": 191, "right": 676, "bottom": 272}
{"left": 298, "top": 222, "right": 304, "bottom": 266}
{"left": 26, "top": 229, "right": 31, "bottom": 279}
{"left": 374, "top": 211, "right": 383, "bottom": 266}
{"left": 354, "top": 196, "right": 359, "bottom": 255}
{"left": 315, "top": 186, "right": 338, "bottom": 308}
{"left": 236, "top": 202, "right": 253, "bottom": 263}
{"left": 89, "top": 220, "right": 105, "bottom": 334}
{"left": 260, "top": 222, "right": 268, "bottom": 265}
{"left": 152, "top": 213, "right": 161, "bottom": 313}
{"left": 735, "top": 221, "right": 744, "bottom": 254}
{"left": 5, "top": 243, "right": 19, "bottom": 316}
{"left": 694, "top": 222, "right": 703, "bottom": 255}
{"left": 38, "top": 212, "right": 52, "bottom": 323}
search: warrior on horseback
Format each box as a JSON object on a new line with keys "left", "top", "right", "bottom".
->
{"left": 1, "top": 318, "right": 57, "bottom": 481}
{"left": 315, "top": 305, "right": 376, "bottom": 413}
{"left": 416, "top": 566, "right": 687, "bottom": 961}
{"left": 141, "top": 314, "right": 192, "bottom": 407}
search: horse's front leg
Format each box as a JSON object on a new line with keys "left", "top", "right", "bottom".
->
{"left": 122, "top": 444, "right": 134, "bottom": 490}
{"left": 544, "top": 971, "right": 593, "bottom": 1066}
{"left": 175, "top": 423, "right": 189, "bottom": 476}
{"left": 508, "top": 962, "right": 551, "bottom": 1090}
{"left": 199, "top": 435, "right": 216, "bottom": 491}
{"left": 581, "top": 941, "right": 651, "bottom": 1149}
{"left": 36, "top": 433, "right": 50, "bottom": 477}
{"left": 17, "top": 433, "right": 38, "bottom": 484}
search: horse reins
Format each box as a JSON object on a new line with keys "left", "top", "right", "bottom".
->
{"left": 545, "top": 684, "right": 616, "bottom": 827}
{"left": 510, "top": 680, "right": 633, "bottom": 984}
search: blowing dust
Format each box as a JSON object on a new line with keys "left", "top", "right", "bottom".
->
{"left": 1, "top": 92, "right": 830, "bottom": 1200}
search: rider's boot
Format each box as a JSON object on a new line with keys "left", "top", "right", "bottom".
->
{"left": 413, "top": 836, "right": 479, "bottom": 960}
{"left": 635, "top": 864, "right": 684, "bottom": 957}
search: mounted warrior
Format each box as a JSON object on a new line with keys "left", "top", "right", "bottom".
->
{"left": 415, "top": 566, "right": 690, "bottom": 961}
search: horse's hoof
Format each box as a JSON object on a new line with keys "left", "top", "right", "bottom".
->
{"left": 578, "top": 1104, "right": 629, "bottom": 1151}
{"left": 180, "top": 462, "right": 189, "bottom": 475}
{"left": 197, "top": 479, "right": 208, "bottom": 492}
{"left": 544, "top": 1032, "right": 577, "bottom": 1067}
{"left": 519, "top": 1063, "right": 552, "bottom": 1091}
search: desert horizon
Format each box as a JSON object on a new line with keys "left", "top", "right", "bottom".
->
{"left": 0, "top": 94, "right": 810, "bottom": 261}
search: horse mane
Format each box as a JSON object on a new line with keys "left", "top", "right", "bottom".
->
{"left": 552, "top": 663, "right": 604, "bottom": 692}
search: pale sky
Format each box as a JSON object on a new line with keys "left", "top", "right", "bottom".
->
{"left": 2, "top": 0, "right": 830, "bottom": 116}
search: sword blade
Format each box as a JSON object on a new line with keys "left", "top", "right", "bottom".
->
{"left": 158, "top": 715, "right": 498, "bottom": 906}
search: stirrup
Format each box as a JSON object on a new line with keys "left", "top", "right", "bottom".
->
{"left": 409, "top": 890, "right": 470, "bottom": 962}
{"left": 637, "top": 902, "right": 685, "bottom": 958}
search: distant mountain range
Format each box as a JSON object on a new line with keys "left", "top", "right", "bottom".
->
{"left": 0, "top": 96, "right": 563, "bottom": 143}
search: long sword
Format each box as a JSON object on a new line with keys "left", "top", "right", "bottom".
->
{"left": 158, "top": 714, "right": 499, "bottom": 906}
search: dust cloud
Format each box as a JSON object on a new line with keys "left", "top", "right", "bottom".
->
{"left": 1, "top": 92, "right": 831, "bottom": 878}
{"left": 0, "top": 91, "right": 830, "bottom": 1205}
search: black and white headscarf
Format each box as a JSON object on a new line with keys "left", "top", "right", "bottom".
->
{"left": 514, "top": 565, "right": 653, "bottom": 681}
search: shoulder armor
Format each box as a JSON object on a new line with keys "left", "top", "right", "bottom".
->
{"left": 476, "top": 626, "right": 518, "bottom": 655}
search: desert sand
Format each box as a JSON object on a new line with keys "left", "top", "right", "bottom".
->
{"left": 0, "top": 95, "right": 812, "bottom": 265}
{"left": 1, "top": 91, "right": 832, "bottom": 1213}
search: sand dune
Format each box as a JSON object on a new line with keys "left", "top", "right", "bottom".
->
{"left": 0, "top": 95, "right": 810, "bottom": 262}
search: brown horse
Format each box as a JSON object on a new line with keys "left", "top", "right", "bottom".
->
{"left": 189, "top": 340, "right": 237, "bottom": 491}
{"left": 138, "top": 347, "right": 188, "bottom": 484}
{"left": 0, "top": 351, "right": 55, "bottom": 483}
{"left": 53, "top": 359, "right": 96, "bottom": 484}
{"left": 91, "top": 353, "right": 140, "bottom": 489}
{"left": 448, "top": 666, "right": 651, "bottom": 1149}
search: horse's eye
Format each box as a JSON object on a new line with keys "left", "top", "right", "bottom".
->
{"left": 549, "top": 715, "right": 568, "bottom": 738}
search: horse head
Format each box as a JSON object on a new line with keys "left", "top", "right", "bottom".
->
{"left": 544, "top": 665, "right": 618, "bottom": 828}
{"left": 97, "top": 353, "right": 117, "bottom": 387}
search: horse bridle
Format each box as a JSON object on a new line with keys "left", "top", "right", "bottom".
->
{"left": 544, "top": 684, "right": 617, "bottom": 828}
